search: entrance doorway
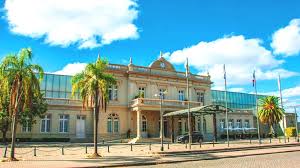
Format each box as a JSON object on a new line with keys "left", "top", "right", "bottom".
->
{"left": 76, "top": 115, "right": 86, "bottom": 138}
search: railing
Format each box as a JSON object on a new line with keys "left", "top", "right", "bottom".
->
{"left": 108, "top": 64, "right": 128, "bottom": 71}
{"left": 45, "top": 98, "right": 82, "bottom": 106}
{"left": 106, "top": 63, "right": 210, "bottom": 81}
{"left": 133, "top": 66, "right": 210, "bottom": 81}
{"left": 131, "top": 98, "right": 202, "bottom": 108}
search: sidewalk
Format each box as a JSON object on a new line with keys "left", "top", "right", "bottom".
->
{"left": 1, "top": 140, "right": 299, "bottom": 168}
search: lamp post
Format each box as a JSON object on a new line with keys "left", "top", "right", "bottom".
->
{"left": 155, "top": 92, "right": 165, "bottom": 151}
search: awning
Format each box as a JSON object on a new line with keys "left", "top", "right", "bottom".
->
{"left": 163, "top": 104, "right": 233, "bottom": 117}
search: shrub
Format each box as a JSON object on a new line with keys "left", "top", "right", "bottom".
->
{"left": 285, "top": 127, "right": 296, "bottom": 137}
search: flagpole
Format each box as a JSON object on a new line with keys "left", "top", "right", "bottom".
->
{"left": 278, "top": 74, "right": 286, "bottom": 143}
{"left": 186, "top": 58, "right": 192, "bottom": 149}
{"left": 253, "top": 70, "right": 261, "bottom": 144}
{"left": 223, "top": 64, "right": 230, "bottom": 147}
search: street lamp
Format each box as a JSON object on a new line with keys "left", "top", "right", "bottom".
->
{"left": 155, "top": 91, "right": 166, "bottom": 151}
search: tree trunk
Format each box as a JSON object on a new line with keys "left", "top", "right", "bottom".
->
{"left": 92, "top": 93, "right": 100, "bottom": 157}
{"left": 2, "top": 130, "right": 7, "bottom": 144}
{"left": 9, "top": 114, "right": 18, "bottom": 161}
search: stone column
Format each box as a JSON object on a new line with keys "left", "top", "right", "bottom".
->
{"left": 137, "top": 110, "right": 142, "bottom": 139}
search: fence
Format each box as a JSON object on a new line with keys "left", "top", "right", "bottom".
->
{"left": 1, "top": 137, "right": 298, "bottom": 158}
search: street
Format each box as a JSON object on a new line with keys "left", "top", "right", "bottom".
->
{"left": 134, "top": 151, "right": 300, "bottom": 168}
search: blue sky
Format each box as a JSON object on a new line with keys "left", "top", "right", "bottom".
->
{"left": 0, "top": 0, "right": 300, "bottom": 110}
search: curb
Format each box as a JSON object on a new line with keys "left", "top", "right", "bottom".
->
{"left": 87, "top": 148, "right": 300, "bottom": 168}
{"left": 153, "top": 143, "right": 300, "bottom": 155}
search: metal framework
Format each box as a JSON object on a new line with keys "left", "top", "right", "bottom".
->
{"left": 163, "top": 104, "right": 233, "bottom": 117}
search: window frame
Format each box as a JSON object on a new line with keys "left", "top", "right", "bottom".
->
{"left": 40, "top": 114, "right": 51, "bottom": 133}
{"left": 59, "top": 114, "right": 69, "bottom": 133}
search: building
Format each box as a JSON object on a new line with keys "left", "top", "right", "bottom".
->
{"left": 2, "top": 56, "right": 296, "bottom": 142}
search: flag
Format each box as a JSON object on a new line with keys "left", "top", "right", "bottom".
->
{"left": 223, "top": 64, "right": 226, "bottom": 80}
{"left": 252, "top": 70, "right": 256, "bottom": 87}
{"left": 185, "top": 57, "right": 189, "bottom": 77}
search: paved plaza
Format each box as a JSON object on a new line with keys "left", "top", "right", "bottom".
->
{"left": 0, "top": 139, "right": 299, "bottom": 167}
{"left": 134, "top": 150, "right": 300, "bottom": 168}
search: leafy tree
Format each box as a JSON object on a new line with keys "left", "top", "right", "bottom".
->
{"left": 0, "top": 74, "right": 10, "bottom": 144}
{"left": 258, "top": 96, "right": 285, "bottom": 137}
{"left": 0, "top": 48, "right": 44, "bottom": 161}
{"left": 72, "top": 56, "right": 116, "bottom": 157}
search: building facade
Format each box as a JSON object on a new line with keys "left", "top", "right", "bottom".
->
{"left": 3, "top": 57, "right": 296, "bottom": 142}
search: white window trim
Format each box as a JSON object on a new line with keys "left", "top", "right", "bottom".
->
{"left": 59, "top": 115, "right": 69, "bottom": 133}
{"left": 40, "top": 115, "right": 51, "bottom": 133}
{"left": 22, "top": 120, "right": 31, "bottom": 133}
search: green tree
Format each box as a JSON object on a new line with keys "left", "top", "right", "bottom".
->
{"left": 72, "top": 56, "right": 116, "bottom": 157}
{"left": 0, "top": 74, "right": 10, "bottom": 144}
{"left": 258, "top": 96, "right": 285, "bottom": 137}
{"left": 0, "top": 48, "right": 44, "bottom": 161}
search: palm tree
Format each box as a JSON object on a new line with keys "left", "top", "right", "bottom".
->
{"left": 72, "top": 56, "right": 116, "bottom": 157}
{"left": 0, "top": 48, "right": 44, "bottom": 161}
{"left": 258, "top": 96, "right": 285, "bottom": 137}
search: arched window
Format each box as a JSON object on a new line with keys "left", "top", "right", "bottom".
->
{"left": 142, "top": 115, "right": 147, "bottom": 132}
{"left": 107, "top": 113, "right": 119, "bottom": 133}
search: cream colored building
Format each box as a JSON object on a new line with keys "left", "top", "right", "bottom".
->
{"left": 3, "top": 56, "right": 296, "bottom": 142}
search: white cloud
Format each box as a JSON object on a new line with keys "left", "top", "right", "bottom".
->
{"left": 4, "top": 0, "right": 139, "bottom": 49}
{"left": 259, "top": 85, "right": 300, "bottom": 109}
{"left": 53, "top": 62, "right": 87, "bottom": 75}
{"left": 271, "top": 19, "right": 300, "bottom": 56}
{"left": 165, "top": 35, "right": 298, "bottom": 87}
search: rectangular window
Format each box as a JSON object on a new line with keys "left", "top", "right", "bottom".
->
{"left": 178, "top": 90, "right": 185, "bottom": 101}
{"left": 197, "top": 92, "right": 205, "bottom": 103}
{"left": 22, "top": 120, "right": 32, "bottom": 133}
{"left": 244, "top": 119, "right": 250, "bottom": 128}
{"left": 219, "top": 119, "right": 225, "bottom": 130}
{"left": 59, "top": 115, "right": 69, "bottom": 133}
{"left": 114, "top": 118, "right": 119, "bottom": 133}
{"left": 228, "top": 119, "right": 234, "bottom": 129}
{"left": 236, "top": 119, "right": 242, "bottom": 128}
{"left": 41, "top": 114, "right": 51, "bottom": 133}
{"left": 142, "top": 121, "right": 147, "bottom": 132}
{"left": 107, "top": 118, "right": 112, "bottom": 133}
{"left": 109, "top": 85, "right": 118, "bottom": 101}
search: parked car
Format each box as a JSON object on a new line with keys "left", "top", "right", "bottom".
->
{"left": 177, "top": 132, "right": 203, "bottom": 143}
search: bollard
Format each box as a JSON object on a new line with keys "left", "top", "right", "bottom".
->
{"left": 279, "top": 137, "right": 281, "bottom": 143}
{"left": 107, "top": 145, "right": 110, "bottom": 153}
{"left": 62, "top": 146, "right": 64, "bottom": 155}
{"left": 269, "top": 137, "right": 272, "bottom": 144}
{"left": 130, "top": 143, "right": 133, "bottom": 151}
{"left": 34, "top": 146, "right": 37, "bottom": 156}
{"left": 168, "top": 142, "right": 169, "bottom": 150}
{"left": 149, "top": 143, "right": 151, "bottom": 151}
{"left": 199, "top": 139, "right": 202, "bottom": 148}
{"left": 85, "top": 145, "right": 88, "bottom": 154}
{"left": 250, "top": 135, "right": 252, "bottom": 144}
{"left": 213, "top": 140, "right": 215, "bottom": 147}
{"left": 185, "top": 142, "right": 187, "bottom": 149}
{"left": 102, "top": 139, "right": 105, "bottom": 144}
{"left": 3, "top": 146, "right": 7, "bottom": 158}
{"left": 288, "top": 137, "right": 290, "bottom": 142}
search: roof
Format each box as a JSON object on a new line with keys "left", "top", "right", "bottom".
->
{"left": 163, "top": 104, "right": 233, "bottom": 117}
